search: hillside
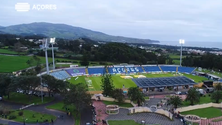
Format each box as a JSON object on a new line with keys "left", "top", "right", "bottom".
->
{"left": 0, "top": 22, "right": 159, "bottom": 44}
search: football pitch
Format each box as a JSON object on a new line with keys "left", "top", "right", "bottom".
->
{"left": 68, "top": 73, "right": 180, "bottom": 91}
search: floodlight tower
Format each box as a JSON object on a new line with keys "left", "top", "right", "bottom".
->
{"left": 41, "top": 38, "right": 50, "bottom": 74}
{"left": 50, "top": 38, "right": 56, "bottom": 70}
{"left": 179, "top": 39, "right": 185, "bottom": 66}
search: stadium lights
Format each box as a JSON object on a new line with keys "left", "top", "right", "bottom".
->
{"left": 50, "top": 38, "right": 56, "bottom": 70}
{"left": 41, "top": 38, "right": 50, "bottom": 74}
{"left": 179, "top": 39, "right": 185, "bottom": 66}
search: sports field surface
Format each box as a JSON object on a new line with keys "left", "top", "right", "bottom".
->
{"left": 182, "top": 73, "right": 208, "bottom": 83}
{"left": 68, "top": 73, "right": 184, "bottom": 91}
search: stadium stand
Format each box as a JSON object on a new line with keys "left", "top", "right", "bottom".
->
{"left": 132, "top": 76, "right": 196, "bottom": 88}
{"left": 66, "top": 68, "right": 86, "bottom": 76}
{"left": 50, "top": 70, "right": 70, "bottom": 80}
{"left": 160, "top": 66, "right": 177, "bottom": 72}
{"left": 108, "top": 67, "right": 126, "bottom": 74}
{"left": 125, "top": 67, "right": 144, "bottom": 73}
{"left": 178, "top": 67, "right": 195, "bottom": 73}
{"left": 143, "top": 66, "right": 161, "bottom": 72}
{"left": 88, "top": 67, "right": 105, "bottom": 75}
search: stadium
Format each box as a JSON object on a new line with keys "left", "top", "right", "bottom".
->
{"left": 41, "top": 64, "right": 215, "bottom": 94}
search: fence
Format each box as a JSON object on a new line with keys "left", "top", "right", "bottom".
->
{"left": 19, "top": 103, "right": 35, "bottom": 110}
{"left": 128, "top": 107, "right": 173, "bottom": 120}
{"left": 175, "top": 103, "right": 222, "bottom": 113}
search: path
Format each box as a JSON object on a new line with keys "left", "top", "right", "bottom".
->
{"left": 0, "top": 96, "right": 74, "bottom": 125}
{"left": 201, "top": 116, "right": 222, "bottom": 125}
{"left": 106, "top": 108, "right": 183, "bottom": 125}
{"left": 92, "top": 101, "right": 108, "bottom": 125}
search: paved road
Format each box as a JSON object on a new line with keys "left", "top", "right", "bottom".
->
{"left": 0, "top": 96, "right": 74, "bottom": 125}
{"left": 80, "top": 106, "right": 93, "bottom": 125}
{"left": 106, "top": 108, "right": 183, "bottom": 125}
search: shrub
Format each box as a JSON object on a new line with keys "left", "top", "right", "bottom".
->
{"left": 9, "top": 115, "right": 16, "bottom": 120}
{"left": 18, "top": 111, "right": 23, "bottom": 116}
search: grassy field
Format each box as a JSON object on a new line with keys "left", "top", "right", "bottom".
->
{"left": 103, "top": 101, "right": 133, "bottom": 107}
{"left": 180, "top": 107, "right": 222, "bottom": 118}
{"left": 0, "top": 55, "right": 77, "bottom": 72}
{"left": 4, "top": 92, "right": 54, "bottom": 105}
{"left": 88, "top": 75, "right": 137, "bottom": 91}
{"left": 182, "top": 73, "right": 208, "bottom": 83}
{"left": 144, "top": 73, "right": 175, "bottom": 78}
{"left": 0, "top": 49, "right": 18, "bottom": 54}
{"left": 182, "top": 94, "right": 216, "bottom": 106}
{"left": 68, "top": 76, "right": 86, "bottom": 85}
{"left": 46, "top": 102, "right": 80, "bottom": 125}
{"left": 169, "top": 54, "right": 185, "bottom": 65}
{"left": 8, "top": 110, "right": 56, "bottom": 123}
{"left": 68, "top": 73, "right": 192, "bottom": 91}
{"left": 197, "top": 69, "right": 222, "bottom": 78}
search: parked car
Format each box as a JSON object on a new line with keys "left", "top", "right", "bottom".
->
{"left": 158, "top": 87, "right": 164, "bottom": 92}
{"left": 16, "top": 89, "right": 24, "bottom": 93}
{"left": 175, "top": 91, "right": 181, "bottom": 95}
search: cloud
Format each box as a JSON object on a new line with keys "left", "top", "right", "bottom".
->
{"left": 0, "top": 0, "right": 222, "bottom": 41}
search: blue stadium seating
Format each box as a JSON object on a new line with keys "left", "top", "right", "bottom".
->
{"left": 160, "top": 66, "right": 177, "bottom": 72}
{"left": 143, "top": 66, "right": 161, "bottom": 72}
{"left": 178, "top": 67, "right": 195, "bottom": 73}
{"left": 50, "top": 71, "right": 70, "bottom": 80}
{"left": 108, "top": 67, "right": 126, "bottom": 74}
{"left": 88, "top": 68, "right": 105, "bottom": 75}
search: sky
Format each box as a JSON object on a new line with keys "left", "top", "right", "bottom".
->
{"left": 1, "top": 0, "right": 222, "bottom": 42}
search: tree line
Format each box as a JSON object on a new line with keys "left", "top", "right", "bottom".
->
{"left": 182, "top": 53, "right": 222, "bottom": 71}
{"left": 0, "top": 73, "right": 91, "bottom": 113}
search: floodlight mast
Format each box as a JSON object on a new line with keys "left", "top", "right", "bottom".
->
{"left": 43, "top": 38, "right": 49, "bottom": 74}
{"left": 179, "top": 39, "right": 185, "bottom": 66}
{"left": 50, "top": 38, "right": 56, "bottom": 70}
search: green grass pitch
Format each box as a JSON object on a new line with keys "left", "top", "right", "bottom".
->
{"left": 68, "top": 73, "right": 197, "bottom": 91}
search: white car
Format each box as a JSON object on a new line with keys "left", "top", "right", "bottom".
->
{"left": 175, "top": 91, "right": 181, "bottom": 95}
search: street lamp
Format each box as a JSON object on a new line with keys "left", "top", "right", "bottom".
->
{"left": 50, "top": 38, "right": 56, "bottom": 70}
{"left": 179, "top": 39, "right": 185, "bottom": 66}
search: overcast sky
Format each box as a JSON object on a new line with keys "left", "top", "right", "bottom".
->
{"left": 1, "top": 0, "right": 222, "bottom": 42}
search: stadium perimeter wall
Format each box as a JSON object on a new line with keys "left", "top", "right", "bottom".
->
{"left": 128, "top": 107, "right": 173, "bottom": 120}
{"left": 175, "top": 103, "right": 222, "bottom": 113}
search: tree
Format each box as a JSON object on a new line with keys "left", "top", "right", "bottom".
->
{"left": 186, "top": 88, "right": 200, "bottom": 105}
{"left": 101, "top": 73, "right": 114, "bottom": 97}
{"left": 211, "top": 90, "right": 222, "bottom": 103}
{"left": 63, "top": 83, "right": 91, "bottom": 113}
{"left": 0, "top": 74, "right": 13, "bottom": 99}
{"left": 42, "top": 75, "right": 68, "bottom": 96}
{"left": 15, "top": 76, "right": 40, "bottom": 102}
{"left": 14, "top": 42, "right": 24, "bottom": 55}
{"left": 80, "top": 53, "right": 90, "bottom": 66}
{"left": 215, "top": 84, "right": 222, "bottom": 91}
{"left": 168, "top": 96, "right": 182, "bottom": 108}
{"left": 128, "top": 87, "right": 145, "bottom": 106}
{"left": 112, "top": 89, "right": 125, "bottom": 103}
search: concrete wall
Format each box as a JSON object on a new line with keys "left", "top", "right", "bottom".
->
{"left": 128, "top": 107, "right": 173, "bottom": 120}
{"left": 176, "top": 103, "right": 222, "bottom": 112}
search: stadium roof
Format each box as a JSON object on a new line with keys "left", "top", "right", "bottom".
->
{"left": 132, "top": 76, "right": 197, "bottom": 88}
